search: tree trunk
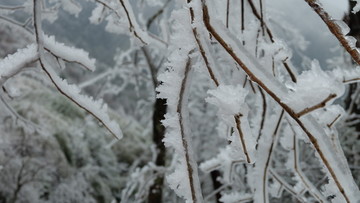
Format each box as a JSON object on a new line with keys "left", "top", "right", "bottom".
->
{"left": 148, "top": 98, "right": 167, "bottom": 203}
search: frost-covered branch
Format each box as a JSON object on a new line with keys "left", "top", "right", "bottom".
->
{"left": 32, "top": 0, "right": 122, "bottom": 139}
{"left": 0, "top": 44, "right": 38, "bottom": 85}
{"left": 157, "top": 8, "right": 203, "bottom": 202}
{"left": 292, "top": 133, "right": 327, "bottom": 202}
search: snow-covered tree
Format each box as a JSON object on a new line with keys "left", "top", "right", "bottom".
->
{"left": 0, "top": 0, "right": 360, "bottom": 202}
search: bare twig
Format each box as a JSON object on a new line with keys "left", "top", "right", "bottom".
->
{"left": 296, "top": 94, "right": 336, "bottom": 117}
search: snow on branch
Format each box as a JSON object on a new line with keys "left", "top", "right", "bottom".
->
{"left": 32, "top": 0, "right": 122, "bottom": 139}
{"left": 39, "top": 62, "right": 123, "bottom": 139}
{"left": 43, "top": 35, "right": 96, "bottom": 71}
{"left": 0, "top": 44, "right": 38, "bottom": 84}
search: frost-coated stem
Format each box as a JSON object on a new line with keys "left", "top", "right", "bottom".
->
{"left": 118, "top": 0, "right": 147, "bottom": 44}
{"left": 304, "top": 0, "right": 360, "bottom": 66}
{"left": 199, "top": 1, "right": 359, "bottom": 201}
{"left": 269, "top": 169, "right": 307, "bottom": 202}
{"left": 254, "top": 110, "right": 283, "bottom": 203}
{"left": 177, "top": 57, "right": 203, "bottom": 203}
{"left": 293, "top": 134, "right": 327, "bottom": 202}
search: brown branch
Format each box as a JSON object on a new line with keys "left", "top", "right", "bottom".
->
{"left": 304, "top": 0, "right": 360, "bottom": 66}
{"left": 327, "top": 114, "right": 341, "bottom": 128}
{"left": 343, "top": 77, "right": 360, "bottom": 83}
{"left": 256, "top": 86, "right": 267, "bottom": 146}
{"left": 296, "top": 94, "right": 337, "bottom": 118}
{"left": 177, "top": 55, "right": 200, "bottom": 203}
{"left": 234, "top": 113, "right": 251, "bottom": 163}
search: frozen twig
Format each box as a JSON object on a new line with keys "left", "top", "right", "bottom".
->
{"left": 292, "top": 133, "right": 327, "bottom": 202}
{"left": 296, "top": 94, "right": 336, "bottom": 117}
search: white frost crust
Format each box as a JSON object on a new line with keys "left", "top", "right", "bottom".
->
{"left": 0, "top": 44, "right": 38, "bottom": 83}
{"left": 206, "top": 85, "right": 248, "bottom": 115}
{"left": 43, "top": 35, "right": 96, "bottom": 71}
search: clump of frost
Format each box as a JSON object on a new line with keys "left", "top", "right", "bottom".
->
{"left": 206, "top": 85, "right": 248, "bottom": 115}
{"left": 283, "top": 60, "right": 344, "bottom": 113}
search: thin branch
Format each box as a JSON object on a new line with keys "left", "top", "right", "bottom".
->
{"left": 234, "top": 113, "right": 251, "bottom": 163}
{"left": 327, "top": 114, "right": 341, "bottom": 128}
{"left": 296, "top": 94, "right": 336, "bottom": 117}
{"left": 256, "top": 86, "right": 266, "bottom": 146}
{"left": 261, "top": 110, "right": 284, "bottom": 203}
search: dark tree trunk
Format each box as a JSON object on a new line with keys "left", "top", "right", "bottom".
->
{"left": 148, "top": 98, "right": 167, "bottom": 203}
